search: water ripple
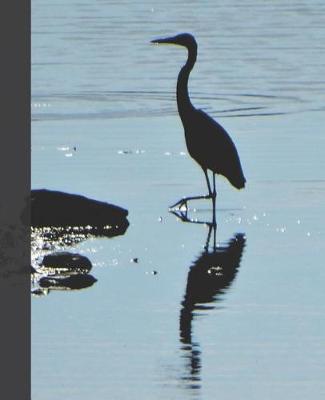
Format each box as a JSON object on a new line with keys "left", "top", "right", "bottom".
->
{"left": 32, "top": 89, "right": 308, "bottom": 121}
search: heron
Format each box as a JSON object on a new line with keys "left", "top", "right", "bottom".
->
{"left": 151, "top": 33, "right": 246, "bottom": 209}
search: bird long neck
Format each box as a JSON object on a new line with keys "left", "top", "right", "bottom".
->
{"left": 177, "top": 44, "right": 197, "bottom": 122}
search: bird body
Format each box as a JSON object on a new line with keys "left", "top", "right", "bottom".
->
{"left": 151, "top": 33, "right": 246, "bottom": 202}
{"left": 182, "top": 107, "right": 246, "bottom": 190}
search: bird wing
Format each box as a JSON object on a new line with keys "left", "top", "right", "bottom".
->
{"left": 185, "top": 108, "right": 245, "bottom": 188}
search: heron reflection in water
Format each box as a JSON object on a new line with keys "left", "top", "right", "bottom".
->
{"left": 171, "top": 208, "right": 246, "bottom": 389}
{"left": 151, "top": 33, "right": 246, "bottom": 210}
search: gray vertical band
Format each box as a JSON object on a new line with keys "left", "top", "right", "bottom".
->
{"left": 0, "top": 1, "right": 31, "bottom": 399}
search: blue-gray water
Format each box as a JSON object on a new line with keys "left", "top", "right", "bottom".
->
{"left": 32, "top": 1, "right": 325, "bottom": 399}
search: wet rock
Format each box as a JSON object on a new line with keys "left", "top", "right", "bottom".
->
{"left": 41, "top": 251, "right": 92, "bottom": 274}
{"left": 31, "top": 189, "right": 129, "bottom": 232}
{"left": 39, "top": 274, "right": 97, "bottom": 290}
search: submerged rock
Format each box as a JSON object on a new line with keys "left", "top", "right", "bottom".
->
{"left": 31, "top": 189, "right": 129, "bottom": 231}
{"left": 41, "top": 251, "right": 92, "bottom": 274}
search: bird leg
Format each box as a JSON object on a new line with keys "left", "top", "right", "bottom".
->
{"left": 212, "top": 173, "right": 217, "bottom": 198}
{"left": 203, "top": 169, "right": 213, "bottom": 197}
{"left": 169, "top": 169, "right": 215, "bottom": 210}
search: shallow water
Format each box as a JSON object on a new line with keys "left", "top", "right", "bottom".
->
{"left": 32, "top": 1, "right": 325, "bottom": 399}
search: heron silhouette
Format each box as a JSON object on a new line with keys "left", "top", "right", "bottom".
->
{"left": 151, "top": 33, "right": 246, "bottom": 209}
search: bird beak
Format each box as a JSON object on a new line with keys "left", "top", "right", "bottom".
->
{"left": 150, "top": 36, "right": 177, "bottom": 45}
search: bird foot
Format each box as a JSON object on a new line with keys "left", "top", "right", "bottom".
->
{"left": 169, "top": 194, "right": 212, "bottom": 211}
{"left": 169, "top": 198, "right": 189, "bottom": 211}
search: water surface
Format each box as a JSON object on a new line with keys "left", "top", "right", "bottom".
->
{"left": 32, "top": 1, "right": 325, "bottom": 399}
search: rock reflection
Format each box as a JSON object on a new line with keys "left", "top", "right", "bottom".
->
{"left": 173, "top": 208, "right": 246, "bottom": 391}
{"left": 32, "top": 224, "right": 128, "bottom": 249}
{"left": 34, "top": 273, "right": 97, "bottom": 296}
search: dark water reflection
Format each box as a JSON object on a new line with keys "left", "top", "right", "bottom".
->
{"left": 176, "top": 210, "right": 246, "bottom": 390}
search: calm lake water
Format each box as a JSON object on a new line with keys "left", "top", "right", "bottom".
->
{"left": 32, "top": 1, "right": 325, "bottom": 399}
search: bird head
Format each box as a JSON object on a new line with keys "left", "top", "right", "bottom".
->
{"left": 151, "top": 33, "right": 197, "bottom": 50}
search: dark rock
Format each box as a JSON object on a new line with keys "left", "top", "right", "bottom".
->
{"left": 41, "top": 251, "right": 92, "bottom": 273}
{"left": 39, "top": 274, "right": 97, "bottom": 290}
{"left": 32, "top": 288, "right": 46, "bottom": 296}
{"left": 31, "top": 189, "right": 129, "bottom": 229}
{"left": 31, "top": 265, "right": 37, "bottom": 274}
